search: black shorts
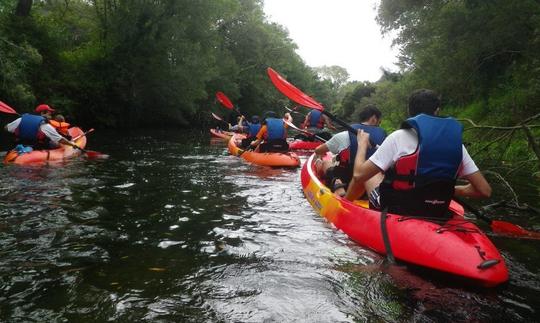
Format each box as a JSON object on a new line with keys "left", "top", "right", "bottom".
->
{"left": 259, "top": 139, "right": 289, "bottom": 152}
{"left": 324, "top": 166, "right": 352, "bottom": 191}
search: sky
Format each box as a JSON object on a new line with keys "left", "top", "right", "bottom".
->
{"left": 263, "top": 0, "right": 400, "bottom": 82}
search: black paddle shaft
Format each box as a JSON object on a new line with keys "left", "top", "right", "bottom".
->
{"left": 321, "top": 110, "right": 376, "bottom": 148}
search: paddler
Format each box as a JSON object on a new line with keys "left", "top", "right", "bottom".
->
{"left": 49, "top": 114, "right": 72, "bottom": 140}
{"left": 301, "top": 109, "right": 336, "bottom": 141}
{"left": 345, "top": 89, "right": 491, "bottom": 218}
{"left": 4, "top": 104, "right": 80, "bottom": 150}
{"left": 314, "top": 105, "right": 386, "bottom": 196}
{"left": 249, "top": 111, "right": 293, "bottom": 152}
{"left": 238, "top": 115, "right": 261, "bottom": 148}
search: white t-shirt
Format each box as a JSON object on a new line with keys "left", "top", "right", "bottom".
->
{"left": 369, "top": 129, "right": 479, "bottom": 177}
{"left": 6, "top": 118, "right": 64, "bottom": 144}
{"left": 325, "top": 131, "right": 350, "bottom": 154}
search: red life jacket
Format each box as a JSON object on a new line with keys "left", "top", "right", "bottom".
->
{"left": 379, "top": 114, "right": 463, "bottom": 219}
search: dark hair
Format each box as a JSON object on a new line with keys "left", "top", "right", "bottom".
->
{"left": 358, "top": 105, "right": 382, "bottom": 122}
{"left": 408, "top": 89, "right": 440, "bottom": 117}
{"left": 264, "top": 111, "right": 277, "bottom": 119}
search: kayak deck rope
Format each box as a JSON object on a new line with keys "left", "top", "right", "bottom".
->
{"left": 397, "top": 216, "right": 481, "bottom": 234}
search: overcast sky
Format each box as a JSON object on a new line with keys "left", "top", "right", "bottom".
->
{"left": 263, "top": 0, "right": 399, "bottom": 82}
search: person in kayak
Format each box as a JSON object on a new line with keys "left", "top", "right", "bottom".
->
{"left": 49, "top": 114, "right": 72, "bottom": 140}
{"left": 238, "top": 115, "right": 262, "bottom": 148}
{"left": 249, "top": 111, "right": 293, "bottom": 152}
{"left": 301, "top": 109, "right": 336, "bottom": 141}
{"left": 4, "top": 104, "right": 80, "bottom": 150}
{"left": 228, "top": 116, "right": 247, "bottom": 133}
{"left": 344, "top": 89, "right": 491, "bottom": 219}
{"left": 314, "top": 105, "right": 386, "bottom": 196}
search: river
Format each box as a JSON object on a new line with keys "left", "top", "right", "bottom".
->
{"left": 0, "top": 129, "right": 539, "bottom": 322}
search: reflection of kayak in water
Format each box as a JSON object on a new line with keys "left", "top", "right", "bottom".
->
{"left": 3, "top": 127, "right": 87, "bottom": 165}
{"left": 228, "top": 134, "right": 300, "bottom": 167}
{"left": 301, "top": 154, "right": 508, "bottom": 287}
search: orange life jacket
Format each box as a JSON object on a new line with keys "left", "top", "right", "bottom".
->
{"left": 49, "top": 120, "right": 70, "bottom": 137}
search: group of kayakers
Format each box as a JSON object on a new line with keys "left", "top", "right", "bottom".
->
{"left": 4, "top": 104, "right": 80, "bottom": 151}
{"left": 222, "top": 88, "right": 491, "bottom": 218}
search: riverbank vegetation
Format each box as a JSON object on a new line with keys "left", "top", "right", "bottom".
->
{"left": 1, "top": 0, "right": 538, "bottom": 179}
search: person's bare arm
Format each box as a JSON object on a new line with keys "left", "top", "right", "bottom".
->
{"left": 324, "top": 115, "right": 336, "bottom": 130}
{"left": 302, "top": 113, "right": 310, "bottom": 129}
{"left": 314, "top": 143, "right": 329, "bottom": 157}
{"left": 454, "top": 171, "right": 492, "bottom": 199}
{"left": 345, "top": 130, "right": 379, "bottom": 201}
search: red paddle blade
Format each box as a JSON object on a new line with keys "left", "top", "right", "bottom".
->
{"left": 491, "top": 220, "right": 540, "bottom": 239}
{"left": 216, "top": 92, "right": 234, "bottom": 109}
{"left": 267, "top": 67, "right": 324, "bottom": 111}
{"left": 84, "top": 150, "right": 109, "bottom": 159}
{"left": 0, "top": 101, "right": 18, "bottom": 115}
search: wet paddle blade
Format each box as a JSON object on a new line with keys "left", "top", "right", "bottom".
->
{"left": 83, "top": 150, "right": 109, "bottom": 159}
{"left": 215, "top": 92, "right": 234, "bottom": 109}
{"left": 211, "top": 112, "right": 224, "bottom": 122}
{"left": 491, "top": 220, "right": 540, "bottom": 239}
{"left": 267, "top": 68, "right": 324, "bottom": 111}
{"left": 0, "top": 101, "right": 19, "bottom": 115}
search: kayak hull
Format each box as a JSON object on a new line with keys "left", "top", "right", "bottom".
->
{"left": 210, "top": 128, "right": 235, "bottom": 140}
{"left": 228, "top": 134, "right": 300, "bottom": 167}
{"left": 301, "top": 154, "right": 508, "bottom": 287}
{"left": 3, "top": 127, "right": 87, "bottom": 165}
{"left": 289, "top": 140, "right": 322, "bottom": 151}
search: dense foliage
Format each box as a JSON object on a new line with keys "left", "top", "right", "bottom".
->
{"left": 335, "top": 0, "right": 540, "bottom": 174}
{"left": 0, "top": 0, "right": 334, "bottom": 128}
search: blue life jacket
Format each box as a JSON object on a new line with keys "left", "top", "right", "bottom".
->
{"left": 308, "top": 110, "right": 324, "bottom": 128}
{"left": 265, "top": 118, "right": 285, "bottom": 140}
{"left": 337, "top": 124, "right": 387, "bottom": 169}
{"left": 247, "top": 122, "right": 261, "bottom": 138}
{"left": 348, "top": 123, "right": 387, "bottom": 162}
{"left": 379, "top": 114, "right": 463, "bottom": 218}
{"left": 17, "top": 114, "right": 47, "bottom": 142}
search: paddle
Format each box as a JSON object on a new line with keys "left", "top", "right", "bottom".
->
{"left": 284, "top": 106, "right": 306, "bottom": 117}
{"left": 283, "top": 119, "right": 327, "bottom": 142}
{"left": 216, "top": 91, "right": 245, "bottom": 118}
{"left": 68, "top": 128, "right": 108, "bottom": 159}
{"left": 211, "top": 112, "right": 230, "bottom": 126}
{"left": 268, "top": 68, "right": 377, "bottom": 148}
{"left": 455, "top": 197, "right": 540, "bottom": 239}
{"left": 0, "top": 100, "right": 20, "bottom": 115}
{"left": 267, "top": 68, "right": 357, "bottom": 134}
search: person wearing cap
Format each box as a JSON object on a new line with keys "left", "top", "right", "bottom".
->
{"left": 249, "top": 111, "right": 293, "bottom": 152}
{"left": 4, "top": 104, "right": 80, "bottom": 150}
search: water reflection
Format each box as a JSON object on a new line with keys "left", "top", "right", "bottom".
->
{"left": 0, "top": 129, "right": 538, "bottom": 322}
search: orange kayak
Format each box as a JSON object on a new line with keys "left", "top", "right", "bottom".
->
{"left": 228, "top": 134, "right": 300, "bottom": 167}
{"left": 4, "top": 127, "right": 87, "bottom": 165}
{"left": 301, "top": 154, "right": 508, "bottom": 287}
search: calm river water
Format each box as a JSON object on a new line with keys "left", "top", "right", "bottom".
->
{"left": 0, "top": 129, "right": 539, "bottom": 322}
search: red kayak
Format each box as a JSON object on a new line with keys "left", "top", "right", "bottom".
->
{"left": 209, "top": 128, "right": 235, "bottom": 140}
{"left": 4, "top": 127, "right": 87, "bottom": 165}
{"left": 289, "top": 140, "right": 323, "bottom": 151}
{"left": 228, "top": 134, "right": 300, "bottom": 167}
{"left": 301, "top": 154, "right": 508, "bottom": 287}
